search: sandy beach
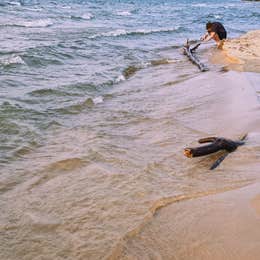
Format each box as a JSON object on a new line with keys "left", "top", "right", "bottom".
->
{"left": 211, "top": 30, "right": 260, "bottom": 72}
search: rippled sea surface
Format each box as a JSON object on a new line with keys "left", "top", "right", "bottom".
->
{"left": 1, "top": 0, "right": 260, "bottom": 259}
{"left": 0, "top": 0, "right": 259, "bottom": 164}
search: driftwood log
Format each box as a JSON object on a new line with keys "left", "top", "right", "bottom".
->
{"left": 184, "top": 135, "right": 247, "bottom": 170}
{"left": 183, "top": 40, "right": 208, "bottom": 72}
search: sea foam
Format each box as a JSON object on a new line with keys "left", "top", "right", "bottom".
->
{"left": 71, "top": 13, "right": 94, "bottom": 20}
{"left": 93, "top": 96, "right": 104, "bottom": 105}
{"left": 116, "top": 11, "right": 132, "bottom": 16}
{"left": 90, "top": 26, "right": 180, "bottom": 39}
{"left": 2, "top": 19, "right": 54, "bottom": 28}
{"left": 1, "top": 55, "right": 25, "bottom": 66}
{"left": 20, "top": 19, "right": 54, "bottom": 28}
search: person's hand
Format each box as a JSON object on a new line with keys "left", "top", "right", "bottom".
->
{"left": 200, "top": 34, "right": 206, "bottom": 41}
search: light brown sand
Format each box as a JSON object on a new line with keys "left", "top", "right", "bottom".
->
{"left": 115, "top": 183, "right": 260, "bottom": 260}
{"left": 251, "top": 194, "right": 260, "bottom": 216}
{"left": 211, "top": 30, "right": 260, "bottom": 72}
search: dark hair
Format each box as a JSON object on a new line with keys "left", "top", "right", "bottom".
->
{"left": 206, "top": 22, "right": 213, "bottom": 29}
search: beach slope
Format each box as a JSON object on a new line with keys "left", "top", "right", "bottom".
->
{"left": 115, "top": 183, "right": 260, "bottom": 260}
{"left": 212, "top": 30, "right": 260, "bottom": 72}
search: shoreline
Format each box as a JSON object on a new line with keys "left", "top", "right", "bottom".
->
{"left": 108, "top": 30, "right": 260, "bottom": 260}
{"left": 114, "top": 182, "right": 260, "bottom": 259}
{"left": 210, "top": 30, "right": 260, "bottom": 73}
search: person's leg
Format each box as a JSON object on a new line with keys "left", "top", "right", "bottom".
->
{"left": 212, "top": 33, "right": 220, "bottom": 43}
{"left": 217, "top": 39, "right": 224, "bottom": 50}
{"left": 212, "top": 33, "right": 224, "bottom": 49}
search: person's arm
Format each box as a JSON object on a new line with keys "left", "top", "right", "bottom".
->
{"left": 202, "top": 31, "right": 216, "bottom": 42}
{"left": 200, "top": 32, "right": 208, "bottom": 41}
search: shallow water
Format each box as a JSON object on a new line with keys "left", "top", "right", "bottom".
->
{"left": 0, "top": 0, "right": 260, "bottom": 164}
{"left": 0, "top": 0, "right": 260, "bottom": 259}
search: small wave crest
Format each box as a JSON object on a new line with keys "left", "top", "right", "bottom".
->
{"left": 118, "top": 59, "right": 176, "bottom": 82}
{"left": 206, "top": 13, "right": 224, "bottom": 20}
{"left": 13, "top": 143, "right": 37, "bottom": 158}
{"left": 191, "top": 3, "right": 207, "bottom": 7}
{"left": 27, "top": 158, "right": 86, "bottom": 191}
{"left": 93, "top": 96, "right": 104, "bottom": 105}
{"left": 55, "top": 96, "right": 104, "bottom": 115}
{"left": 0, "top": 55, "right": 25, "bottom": 66}
{"left": 121, "top": 59, "right": 175, "bottom": 80}
{"left": 1, "top": 19, "right": 53, "bottom": 28}
{"left": 116, "top": 11, "right": 132, "bottom": 16}
{"left": 115, "top": 74, "right": 126, "bottom": 83}
{"left": 0, "top": 1, "right": 22, "bottom": 6}
{"left": 89, "top": 27, "right": 180, "bottom": 39}
{"left": 70, "top": 13, "right": 94, "bottom": 20}
{"left": 46, "top": 158, "right": 85, "bottom": 172}
{"left": 0, "top": 102, "right": 41, "bottom": 165}
{"left": 150, "top": 58, "right": 177, "bottom": 66}
{"left": 123, "top": 65, "right": 141, "bottom": 79}
{"left": 29, "top": 88, "right": 71, "bottom": 97}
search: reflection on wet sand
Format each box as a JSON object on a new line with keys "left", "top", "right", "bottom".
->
{"left": 114, "top": 183, "right": 260, "bottom": 260}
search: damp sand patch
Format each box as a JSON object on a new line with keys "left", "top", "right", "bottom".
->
{"left": 114, "top": 182, "right": 260, "bottom": 260}
{"left": 210, "top": 30, "right": 260, "bottom": 72}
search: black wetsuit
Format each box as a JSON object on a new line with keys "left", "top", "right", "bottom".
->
{"left": 211, "top": 22, "right": 227, "bottom": 40}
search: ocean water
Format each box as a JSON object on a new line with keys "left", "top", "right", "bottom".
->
{"left": 0, "top": 0, "right": 260, "bottom": 259}
{"left": 0, "top": 0, "right": 259, "bottom": 164}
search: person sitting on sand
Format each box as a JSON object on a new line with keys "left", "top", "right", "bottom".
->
{"left": 201, "top": 21, "right": 227, "bottom": 49}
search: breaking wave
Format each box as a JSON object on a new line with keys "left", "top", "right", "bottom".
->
{"left": 115, "top": 74, "right": 126, "bottom": 83}
{"left": 0, "top": 1, "right": 22, "bottom": 6}
{"left": 116, "top": 11, "right": 132, "bottom": 16}
{"left": 54, "top": 96, "right": 104, "bottom": 115}
{"left": 89, "top": 27, "right": 180, "bottom": 39}
{"left": 70, "top": 13, "right": 94, "bottom": 20}
{"left": 122, "top": 65, "right": 141, "bottom": 79}
{"left": 0, "top": 55, "right": 25, "bottom": 66}
{"left": 1, "top": 19, "right": 54, "bottom": 28}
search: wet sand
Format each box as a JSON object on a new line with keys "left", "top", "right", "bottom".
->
{"left": 211, "top": 30, "right": 260, "bottom": 72}
{"left": 113, "top": 183, "right": 260, "bottom": 260}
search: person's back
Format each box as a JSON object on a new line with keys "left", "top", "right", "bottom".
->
{"left": 210, "top": 22, "right": 227, "bottom": 40}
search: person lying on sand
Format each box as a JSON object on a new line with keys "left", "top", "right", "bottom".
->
{"left": 201, "top": 21, "right": 227, "bottom": 49}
